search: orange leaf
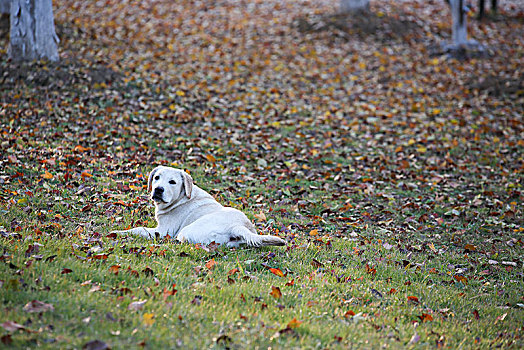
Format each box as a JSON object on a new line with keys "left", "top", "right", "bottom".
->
{"left": 268, "top": 267, "right": 284, "bottom": 277}
{"left": 81, "top": 171, "right": 93, "bottom": 179}
{"left": 309, "top": 229, "right": 319, "bottom": 236}
{"left": 205, "top": 154, "right": 216, "bottom": 163}
{"left": 387, "top": 288, "right": 397, "bottom": 295}
{"left": 420, "top": 313, "right": 433, "bottom": 322}
{"left": 454, "top": 275, "right": 468, "bottom": 284}
{"left": 227, "top": 268, "right": 240, "bottom": 276}
{"left": 109, "top": 265, "right": 121, "bottom": 275}
{"left": 270, "top": 286, "right": 282, "bottom": 299}
{"left": 74, "top": 145, "right": 90, "bottom": 153}
{"left": 464, "top": 244, "right": 476, "bottom": 252}
{"left": 287, "top": 317, "right": 302, "bottom": 329}
{"left": 205, "top": 259, "right": 217, "bottom": 269}
{"left": 285, "top": 279, "right": 295, "bottom": 286}
{"left": 344, "top": 310, "right": 355, "bottom": 318}
{"left": 42, "top": 171, "right": 53, "bottom": 179}
{"left": 92, "top": 254, "right": 108, "bottom": 260}
{"left": 365, "top": 264, "right": 377, "bottom": 276}
{"left": 407, "top": 296, "right": 419, "bottom": 304}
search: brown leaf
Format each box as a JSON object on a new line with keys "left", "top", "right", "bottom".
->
{"left": 311, "top": 258, "right": 323, "bottom": 268}
{"left": 1, "top": 321, "right": 26, "bottom": 332}
{"left": 23, "top": 300, "right": 54, "bottom": 313}
{"left": 108, "top": 265, "right": 121, "bottom": 275}
{"left": 91, "top": 254, "right": 108, "bottom": 260}
{"left": 270, "top": 286, "right": 282, "bottom": 299}
{"left": 287, "top": 317, "right": 302, "bottom": 328}
{"left": 205, "top": 259, "right": 217, "bottom": 269}
{"left": 420, "top": 313, "right": 433, "bottom": 322}
{"left": 227, "top": 268, "right": 240, "bottom": 275}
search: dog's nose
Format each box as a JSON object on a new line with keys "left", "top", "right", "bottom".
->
{"left": 154, "top": 187, "right": 164, "bottom": 195}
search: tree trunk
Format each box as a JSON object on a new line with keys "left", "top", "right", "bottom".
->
{"left": 9, "top": 0, "right": 59, "bottom": 62}
{"left": 450, "top": 0, "right": 468, "bottom": 46}
{"left": 340, "top": 0, "right": 370, "bottom": 13}
{"left": 0, "top": 0, "right": 9, "bottom": 14}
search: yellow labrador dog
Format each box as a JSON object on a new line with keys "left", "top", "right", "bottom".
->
{"left": 112, "top": 166, "right": 286, "bottom": 247}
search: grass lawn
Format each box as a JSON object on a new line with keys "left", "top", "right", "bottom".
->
{"left": 1, "top": 0, "right": 522, "bottom": 348}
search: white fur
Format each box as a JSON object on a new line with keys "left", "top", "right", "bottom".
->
{"left": 112, "top": 166, "right": 286, "bottom": 247}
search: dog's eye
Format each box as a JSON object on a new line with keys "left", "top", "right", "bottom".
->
{"left": 154, "top": 176, "right": 160, "bottom": 180}
{"left": 169, "top": 180, "right": 176, "bottom": 185}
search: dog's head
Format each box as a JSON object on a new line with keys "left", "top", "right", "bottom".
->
{"left": 147, "top": 166, "right": 193, "bottom": 207}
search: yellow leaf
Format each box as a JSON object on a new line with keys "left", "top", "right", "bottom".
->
{"left": 269, "top": 286, "right": 282, "bottom": 299}
{"left": 142, "top": 313, "right": 155, "bottom": 326}
{"left": 176, "top": 90, "right": 185, "bottom": 96}
{"left": 417, "top": 146, "right": 427, "bottom": 153}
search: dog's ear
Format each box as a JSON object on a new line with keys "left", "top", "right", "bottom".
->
{"left": 181, "top": 171, "right": 193, "bottom": 199}
{"left": 147, "top": 167, "right": 160, "bottom": 193}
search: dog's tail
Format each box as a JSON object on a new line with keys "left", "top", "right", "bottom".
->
{"left": 231, "top": 226, "right": 286, "bottom": 247}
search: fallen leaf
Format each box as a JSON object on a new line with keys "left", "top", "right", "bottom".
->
{"left": 23, "top": 300, "right": 54, "bottom": 313}
{"left": 109, "top": 265, "right": 121, "bottom": 275}
{"left": 420, "top": 313, "right": 433, "bottom": 322}
{"left": 1, "top": 321, "right": 27, "bottom": 332}
{"left": 344, "top": 310, "right": 356, "bottom": 318}
{"left": 128, "top": 300, "right": 147, "bottom": 311}
{"left": 142, "top": 313, "right": 155, "bottom": 326}
{"left": 268, "top": 267, "right": 285, "bottom": 277}
{"left": 205, "top": 259, "right": 217, "bottom": 269}
{"left": 227, "top": 268, "right": 239, "bottom": 275}
{"left": 407, "top": 296, "right": 419, "bottom": 304}
{"left": 254, "top": 211, "right": 267, "bottom": 221}
{"left": 270, "top": 286, "right": 282, "bottom": 299}
{"left": 286, "top": 317, "right": 302, "bottom": 329}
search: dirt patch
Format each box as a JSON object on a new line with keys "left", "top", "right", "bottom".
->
{"left": 295, "top": 9, "right": 424, "bottom": 43}
{"left": 467, "top": 73, "right": 524, "bottom": 97}
{"left": 0, "top": 58, "right": 122, "bottom": 93}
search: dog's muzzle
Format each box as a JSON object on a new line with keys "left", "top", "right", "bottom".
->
{"left": 152, "top": 187, "right": 165, "bottom": 202}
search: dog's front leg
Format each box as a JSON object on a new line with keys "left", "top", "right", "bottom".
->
{"left": 112, "top": 227, "right": 165, "bottom": 240}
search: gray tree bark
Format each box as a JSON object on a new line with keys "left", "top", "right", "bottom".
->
{"left": 340, "top": 0, "right": 370, "bottom": 13}
{"left": 0, "top": 0, "right": 9, "bottom": 14}
{"left": 9, "top": 0, "right": 59, "bottom": 62}
{"left": 450, "top": 0, "right": 468, "bottom": 46}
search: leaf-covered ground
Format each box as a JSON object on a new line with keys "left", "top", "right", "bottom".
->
{"left": 0, "top": 0, "right": 522, "bottom": 348}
